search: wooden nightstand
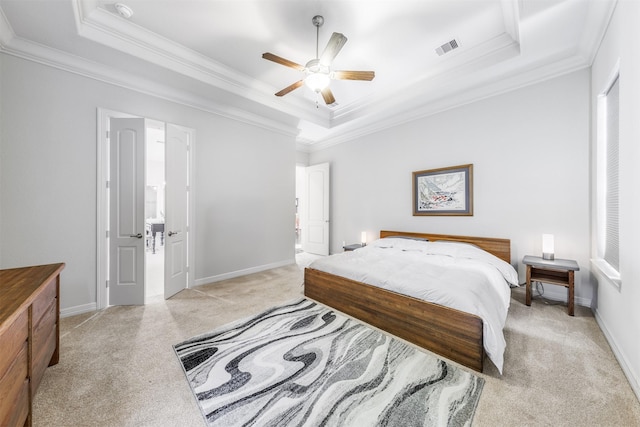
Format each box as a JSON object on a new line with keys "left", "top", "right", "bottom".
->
{"left": 343, "top": 243, "right": 364, "bottom": 251}
{"left": 523, "top": 255, "right": 580, "bottom": 316}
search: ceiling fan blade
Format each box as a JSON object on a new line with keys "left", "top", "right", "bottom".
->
{"left": 321, "top": 87, "right": 336, "bottom": 105}
{"left": 275, "top": 80, "right": 304, "bottom": 97}
{"left": 262, "top": 53, "right": 305, "bottom": 71}
{"left": 333, "top": 70, "right": 375, "bottom": 81}
{"left": 319, "top": 32, "right": 348, "bottom": 66}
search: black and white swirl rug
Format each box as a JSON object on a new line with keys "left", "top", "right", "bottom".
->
{"left": 174, "top": 299, "right": 483, "bottom": 427}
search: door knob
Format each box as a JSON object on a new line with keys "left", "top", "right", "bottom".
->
{"left": 129, "top": 233, "right": 143, "bottom": 238}
{"left": 168, "top": 231, "right": 179, "bottom": 236}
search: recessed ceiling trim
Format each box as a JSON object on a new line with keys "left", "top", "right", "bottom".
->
{"left": 305, "top": 49, "right": 590, "bottom": 150}
{"left": 2, "top": 0, "right": 617, "bottom": 148}
{"left": 578, "top": 0, "right": 618, "bottom": 65}
{"left": 330, "top": 31, "right": 521, "bottom": 127}
{"left": 0, "top": 5, "right": 15, "bottom": 47}
{"left": 71, "top": 1, "right": 328, "bottom": 127}
{"left": 501, "top": 0, "right": 521, "bottom": 43}
{"left": 0, "top": 31, "right": 299, "bottom": 139}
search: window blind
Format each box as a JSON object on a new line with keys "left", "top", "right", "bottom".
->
{"left": 604, "top": 75, "right": 620, "bottom": 272}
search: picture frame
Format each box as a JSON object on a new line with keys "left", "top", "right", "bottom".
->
{"left": 413, "top": 164, "right": 473, "bottom": 216}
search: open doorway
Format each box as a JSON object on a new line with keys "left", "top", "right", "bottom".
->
{"left": 295, "top": 165, "right": 305, "bottom": 254}
{"left": 145, "top": 120, "right": 165, "bottom": 299}
{"left": 96, "top": 109, "right": 195, "bottom": 309}
{"left": 295, "top": 163, "right": 330, "bottom": 268}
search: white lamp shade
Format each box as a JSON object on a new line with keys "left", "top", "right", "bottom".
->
{"left": 542, "top": 234, "right": 554, "bottom": 260}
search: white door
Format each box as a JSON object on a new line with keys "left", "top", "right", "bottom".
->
{"left": 164, "top": 124, "right": 191, "bottom": 298}
{"left": 109, "top": 118, "right": 146, "bottom": 305}
{"left": 302, "top": 163, "right": 330, "bottom": 255}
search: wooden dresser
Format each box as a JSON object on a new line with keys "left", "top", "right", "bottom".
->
{"left": 0, "top": 263, "right": 65, "bottom": 427}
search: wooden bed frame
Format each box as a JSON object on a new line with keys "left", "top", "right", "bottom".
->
{"left": 303, "top": 230, "right": 511, "bottom": 372}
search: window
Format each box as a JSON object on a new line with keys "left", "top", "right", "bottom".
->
{"left": 603, "top": 75, "right": 620, "bottom": 272}
{"left": 594, "top": 68, "right": 621, "bottom": 288}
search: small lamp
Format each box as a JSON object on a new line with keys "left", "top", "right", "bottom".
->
{"left": 361, "top": 231, "right": 367, "bottom": 246}
{"left": 542, "top": 234, "right": 554, "bottom": 260}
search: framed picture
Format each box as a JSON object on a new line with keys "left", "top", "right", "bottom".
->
{"left": 413, "top": 164, "right": 473, "bottom": 216}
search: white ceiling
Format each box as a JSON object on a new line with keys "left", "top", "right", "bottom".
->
{"left": 0, "top": 0, "right": 616, "bottom": 150}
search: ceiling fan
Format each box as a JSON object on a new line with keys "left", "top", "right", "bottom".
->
{"left": 262, "top": 15, "right": 375, "bottom": 105}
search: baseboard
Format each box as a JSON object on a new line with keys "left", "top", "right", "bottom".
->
{"left": 194, "top": 259, "right": 296, "bottom": 287}
{"left": 60, "top": 302, "right": 97, "bottom": 318}
{"left": 59, "top": 260, "right": 295, "bottom": 316}
{"left": 594, "top": 308, "right": 640, "bottom": 402}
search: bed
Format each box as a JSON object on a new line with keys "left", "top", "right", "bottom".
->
{"left": 303, "top": 230, "right": 517, "bottom": 373}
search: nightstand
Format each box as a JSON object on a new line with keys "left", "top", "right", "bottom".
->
{"left": 523, "top": 255, "right": 580, "bottom": 316}
{"left": 343, "top": 243, "right": 364, "bottom": 252}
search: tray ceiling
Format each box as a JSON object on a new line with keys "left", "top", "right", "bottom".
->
{"left": 0, "top": 0, "right": 616, "bottom": 150}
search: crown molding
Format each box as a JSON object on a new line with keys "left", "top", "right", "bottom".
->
{"left": 330, "top": 31, "right": 521, "bottom": 128}
{"left": 2, "top": 1, "right": 613, "bottom": 151}
{"left": 579, "top": 0, "right": 617, "bottom": 66}
{"left": 0, "top": 31, "right": 298, "bottom": 139}
{"left": 305, "top": 48, "right": 590, "bottom": 152}
{"left": 72, "top": 0, "right": 327, "bottom": 128}
{"left": 0, "top": 5, "right": 14, "bottom": 48}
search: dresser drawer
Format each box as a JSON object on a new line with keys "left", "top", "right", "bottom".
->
{"left": 31, "top": 299, "right": 57, "bottom": 393}
{"left": 0, "top": 263, "right": 64, "bottom": 427}
{"left": 0, "top": 310, "right": 28, "bottom": 380}
{"left": 32, "top": 297, "right": 56, "bottom": 355}
{"left": 32, "top": 327, "right": 56, "bottom": 395}
{"left": 0, "top": 379, "right": 29, "bottom": 427}
{"left": 0, "top": 343, "right": 29, "bottom": 426}
{"left": 32, "top": 275, "right": 57, "bottom": 324}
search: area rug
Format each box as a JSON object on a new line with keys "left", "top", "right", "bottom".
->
{"left": 174, "top": 299, "right": 484, "bottom": 427}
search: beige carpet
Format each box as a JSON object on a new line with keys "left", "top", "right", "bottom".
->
{"left": 33, "top": 260, "right": 640, "bottom": 426}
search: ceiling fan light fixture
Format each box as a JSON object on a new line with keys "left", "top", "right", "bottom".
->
{"left": 304, "top": 72, "right": 330, "bottom": 92}
{"left": 304, "top": 58, "right": 331, "bottom": 92}
{"left": 262, "top": 15, "right": 373, "bottom": 104}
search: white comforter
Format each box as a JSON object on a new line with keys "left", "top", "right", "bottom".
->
{"left": 308, "top": 238, "right": 519, "bottom": 374}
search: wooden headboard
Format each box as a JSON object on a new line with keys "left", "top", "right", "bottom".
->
{"left": 379, "top": 230, "right": 511, "bottom": 264}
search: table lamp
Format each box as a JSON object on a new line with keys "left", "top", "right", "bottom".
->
{"left": 542, "top": 234, "right": 555, "bottom": 260}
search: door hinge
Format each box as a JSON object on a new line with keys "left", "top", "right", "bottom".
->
{"left": 106, "top": 130, "right": 110, "bottom": 139}
{"left": 106, "top": 180, "right": 110, "bottom": 189}
{"left": 106, "top": 280, "right": 109, "bottom": 288}
{"left": 106, "top": 230, "right": 110, "bottom": 238}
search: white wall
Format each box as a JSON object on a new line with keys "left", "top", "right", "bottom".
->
{"left": 309, "top": 70, "right": 592, "bottom": 305}
{"left": 0, "top": 54, "right": 296, "bottom": 312}
{"left": 590, "top": 0, "right": 640, "bottom": 400}
{"left": 194, "top": 116, "right": 296, "bottom": 282}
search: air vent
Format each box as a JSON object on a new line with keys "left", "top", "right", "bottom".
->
{"left": 435, "top": 39, "right": 459, "bottom": 56}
